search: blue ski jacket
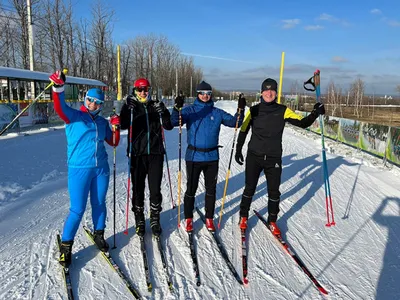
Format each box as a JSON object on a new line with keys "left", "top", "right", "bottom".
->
{"left": 171, "top": 98, "right": 244, "bottom": 162}
{"left": 53, "top": 87, "right": 117, "bottom": 168}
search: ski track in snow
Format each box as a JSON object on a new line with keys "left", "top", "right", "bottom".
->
{"left": 1, "top": 101, "right": 400, "bottom": 299}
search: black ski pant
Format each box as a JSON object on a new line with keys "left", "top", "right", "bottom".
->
{"left": 130, "top": 154, "right": 164, "bottom": 224}
{"left": 240, "top": 152, "right": 282, "bottom": 222}
{"left": 184, "top": 160, "right": 218, "bottom": 219}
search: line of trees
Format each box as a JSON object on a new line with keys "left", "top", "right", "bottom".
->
{"left": 0, "top": 0, "right": 203, "bottom": 97}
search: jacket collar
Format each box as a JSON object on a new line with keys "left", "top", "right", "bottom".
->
{"left": 80, "top": 105, "right": 100, "bottom": 118}
{"left": 194, "top": 98, "right": 214, "bottom": 108}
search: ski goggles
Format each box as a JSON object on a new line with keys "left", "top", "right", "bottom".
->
{"left": 136, "top": 87, "right": 150, "bottom": 93}
{"left": 86, "top": 96, "right": 104, "bottom": 105}
{"left": 197, "top": 90, "right": 212, "bottom": 96}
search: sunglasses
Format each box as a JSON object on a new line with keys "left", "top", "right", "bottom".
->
{"left": 86, "top": 96, "right": 104, "bottom": 105}
{"left": 198, "top": 91, "right": 212, "bottom": 96}
{"left": 136, "top": 87, "right": 149, "bottom": 93}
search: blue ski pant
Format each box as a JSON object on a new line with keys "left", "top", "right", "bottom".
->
{"left": 62, "top": 166, "right": 110, "bottom": 241}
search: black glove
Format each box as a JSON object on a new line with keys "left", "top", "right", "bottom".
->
{"left": 174, "top": 96, "right": 184, "bottom": 110}
{"left": 238, "top": 94, "right": 246, "bottom": 110}
{"left": 312, "top": 102, "right": 325, "bottom": 116}
{"left": 154, "top": 101, "right": 166, "bottom": 114}
{"left": 126, "top": 95, "right": 137, "bottom": 110}
{"left": 235, "top": 151, "right": 244, "bottom": 165}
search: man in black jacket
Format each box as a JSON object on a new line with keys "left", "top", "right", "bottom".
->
{"left": 235, "top": 78, "right": 325, "bottom": 235}
{"left": 120, "top": 78, "right": 173, "bottom": 237}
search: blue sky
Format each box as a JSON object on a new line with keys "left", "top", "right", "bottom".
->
{"left": 74, "top": 0, "right": 400, "bottom": 94}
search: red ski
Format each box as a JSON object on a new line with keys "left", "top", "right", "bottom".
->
{"left": 254, "top": 210, "right": 328, "bottom": 295}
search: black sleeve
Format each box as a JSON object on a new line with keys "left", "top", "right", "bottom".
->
{"left": 161, "top": 108, "right": 173, "bottom": 130}
{"left": 236, "top": 109, "right": 252, "bottom": 153}
{"left": 120, "top": 103, "right": 133, "bottom": 130}
{"left": 286, "top": 112, "right": 318, "bottom": 128}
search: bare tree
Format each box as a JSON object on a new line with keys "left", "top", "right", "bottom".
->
{"left": 0, "top": 2, "right": 203, "bottom": 100}
{"left": 0, "top": 8, "right": 18, "bottom": 66}
{"left": 326, "top": 80, "right": 343, "bottom": 117}
{"left": 90, "top": 0, "right": 115, "bottom": 84}
{"left": 350, "top": 78, "right": 365, "bottom": 118}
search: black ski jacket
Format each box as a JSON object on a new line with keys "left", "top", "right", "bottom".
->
{"left": 120, "top": 99, "right": 173, "bottom": 157}
{"left": 236, "top": 100, "right": 318, "bottom": 158}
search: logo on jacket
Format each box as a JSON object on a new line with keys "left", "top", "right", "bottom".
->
{"left": 275, "top": 163, "right": 280, "bottom": 168}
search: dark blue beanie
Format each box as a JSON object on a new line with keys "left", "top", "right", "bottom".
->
{"left": 196, "top": 81, "right": 212, "bottom": 91}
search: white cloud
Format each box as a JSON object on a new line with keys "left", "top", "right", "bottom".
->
{"left": 181, "top": 53, "right": 257, "bottom": 64}
{"left": 332, "top": 56, "right": 348, "bottom": 63}
{"left": 386, "top": 19, "right": 400, "bottom": 27}
{"left": 304, "top": 25, "right": 324, "bottom": 31}
{"left": 318, "top": 13, "right": 335, "bottom": 21}
{"left": 370, "top": 10, "right": 400, "bottom": 27}
{"left": 370, "top": 9, "right": 382, "bottom": 14}
{"left": 317, "top": 13, "right": 349, "bottom": 26}
{"left": 281, "top": 19, "right": 301, "bottom": 29}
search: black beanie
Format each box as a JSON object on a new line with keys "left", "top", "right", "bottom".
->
{"left": 261, "top": 78, "right": 278, "bottom": 92}
{"left": 196, "top": 81, "right": 212, "bottom": 91}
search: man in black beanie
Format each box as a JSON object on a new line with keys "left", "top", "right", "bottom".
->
{"left": 235, "top": 77, "right": 325, "bottom": 235}
{"left": 171, "top": 80, "right": 246, "bottom": 232}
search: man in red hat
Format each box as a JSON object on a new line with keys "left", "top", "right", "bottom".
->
{"left": 119, "top": 78, "right": 173, "bottom": 237}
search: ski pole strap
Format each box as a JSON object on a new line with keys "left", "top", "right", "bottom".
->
{"left": 303, "top": 69, "right": 321, "bottom": 91}
{"left": 303, "top": 75, "right": 316, "bottom": 91}
{"left": 187, "top": 144, "right": 223, "bottom": 152}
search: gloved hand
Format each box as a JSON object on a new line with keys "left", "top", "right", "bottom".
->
{"left": 126, "top": 95, "right": 137, "bottom": 110}
{"left": 154, "top": 101, "right": 167, "bottom": 114}
{"left": 174, "top": 96, "right": 184, "bottom": 110}
{"left": 238, "top": 94, "right": 246, "bottom": 110}
{"left": 110, "top": 113, "right": 120, "bottom": 128}
{"left": 312, "top": 102, "right": 325, "bottom": 116}
{"left": 49, "top": 70, "right": 66, "bottom": 87}
{"left": 235, "top": 151, "right": 244, "bottom": 165}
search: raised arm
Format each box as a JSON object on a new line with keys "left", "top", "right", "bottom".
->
{"left": 284, "top": 103, "right": 325, "bottom": 128}
{"left": 50, "top": 70, "right": 79, "bottom": 123}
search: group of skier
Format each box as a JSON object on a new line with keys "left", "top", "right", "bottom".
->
{"left": 50, "top": 70, "right": 325, "bottom": 267}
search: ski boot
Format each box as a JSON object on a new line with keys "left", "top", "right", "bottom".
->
{"left": 59, "top": 240, "right": 73, "bottom": 268}
{"left": 94, "top": 230, "right": 109, "bottom": 252}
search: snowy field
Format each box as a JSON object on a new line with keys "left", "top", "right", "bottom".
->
{"left": 0, "top": 100, "right": 399, "bottom": 300}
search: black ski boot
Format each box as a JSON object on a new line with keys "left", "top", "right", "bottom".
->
{"left": 134, "top": 210, "right": 146, "bottom": 237}
{"left": 59, "top": 240, "right": 73, "bottom": 267}
{"left": 150, "top": 212, "right": 162, "bottom": 237}
{"left": 94, "top": 230, "right": 109, "bottom": 252}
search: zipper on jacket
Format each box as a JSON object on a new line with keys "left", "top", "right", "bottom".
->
{"left": 94, "top": 120, "right": 99, "bottom": 166}
{"left": 264, "top": 154, "right": 266, "bottom": 161}
{"left": 144, "top": 106, "right": 150, "bottom": 155}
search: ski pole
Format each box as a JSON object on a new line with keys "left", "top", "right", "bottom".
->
{"left": 157, "top": 103, "right": 176, "bottom": 209}
{"left": 111, "top": 108, "right": 117, "bottom": 249}
{"left": 177, "top": 108, "right": 182, "bottom": 227}
{"left": 218, "top": 108, "right": 242, "bottom": 229}
{"left": 304, "top": 70, "right": 335, "bottom": 226}
{"left": 0, "top": 68, "right": 68, "bottom": 136}
{"left": 124, "top": 107, "right": 134, "bottom": 235}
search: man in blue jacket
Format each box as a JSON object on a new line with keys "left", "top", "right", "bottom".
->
{"left": 171, "top": 81, "right": 246, "bottom": 232}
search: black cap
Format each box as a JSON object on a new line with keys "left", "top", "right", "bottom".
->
{"left": 261, "top": 78, "right": 277, "bottom": 92}
{"left": 196, "top": 81, "right": 212, "bottom": 92}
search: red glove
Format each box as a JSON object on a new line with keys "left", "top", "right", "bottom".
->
{"left": 49, "top": 70, "right": 66, "bottom": 87}
{"left": 110, "top": 114, "right": 120, "bottom": 128}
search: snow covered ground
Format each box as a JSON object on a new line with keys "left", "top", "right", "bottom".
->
{"left": 0, "top": 100, "right": 399, "bottom": 300}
